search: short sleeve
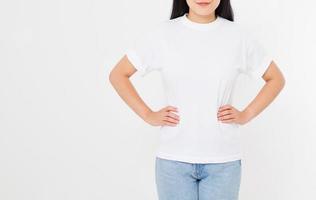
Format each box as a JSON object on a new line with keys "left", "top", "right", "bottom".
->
{"left": 241, "top": 32, "right": 273, "bottom": 79}
{"left": 125, "top": 27, "right": 162, "bottom": 77}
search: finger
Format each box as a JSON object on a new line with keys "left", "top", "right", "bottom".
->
{"left": 217, "top": 110, "right": 233, "bottom": 117}
{"left": 218, "top": 105, "right": 232, "bottom": 111}
{"left": 165, "top": 106, "right": 178, "bottom": 112}
{"left": 220, "top": 119, "right": 235, "bottom": 123}
{"left": 164, "top": 116, "right": 179, "bottom": 123}
{"left": 217, "top": 111, "right": 233, "bottom": 118}
{"left": 163, "top": 120, "right": 177, "bottom": 126}
{"left": 218, "top": 114, "right": 235, "bottom": 121}
{"left": 166, "top": 112, "right": 180, "bottom": 120}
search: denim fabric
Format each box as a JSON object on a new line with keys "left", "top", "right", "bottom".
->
{"left": 155, "top": 157, "right": 241, "bottom": 200}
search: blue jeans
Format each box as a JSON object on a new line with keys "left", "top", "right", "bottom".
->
{"left": 155, "top": 157, "right": 241, "bottom": 200}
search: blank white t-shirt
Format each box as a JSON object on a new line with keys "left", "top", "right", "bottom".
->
{"left": 125, "top": 13, "right": 273, "bottom": 163}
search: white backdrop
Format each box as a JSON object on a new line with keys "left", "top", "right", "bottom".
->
{"left": 1, "top": 0, "right": 316, "bottom": 199}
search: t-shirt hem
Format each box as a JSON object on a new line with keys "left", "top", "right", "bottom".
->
{"left": 125, "top": 49, "right": 147, "bottom": 77}
{"left": 250, "top": 54, "right": 273, "bottom": 79}
{"left": 155, "top": 151, "right": 243, "bottom": 164}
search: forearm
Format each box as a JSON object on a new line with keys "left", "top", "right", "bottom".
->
{"left": 243, "top": 78, "right": 285, "bottom": 122}
{"left": 109, "top": 73, "right": 152, "bottom": 121}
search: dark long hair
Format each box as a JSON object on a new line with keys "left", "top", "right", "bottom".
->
{"left": 170, "top": 0, "right": 234, "bottom": 21}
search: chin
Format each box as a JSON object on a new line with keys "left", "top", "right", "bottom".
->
{"left": 194, "top": 10, "right": 215, "bottom": 16}
{"left": 191, "top": 6, "right": 216, "bottom": 16}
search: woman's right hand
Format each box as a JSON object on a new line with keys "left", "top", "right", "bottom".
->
{"left": 144, "top": 106, "right": 180, "bottom": 126}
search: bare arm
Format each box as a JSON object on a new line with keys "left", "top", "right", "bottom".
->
{"left": 218, "top": 60, "right": 286, "bottom": 125}
{"left": 242, "top": 61, "right": 286, "bottom": 121}
{"left": 109, "top": 55, "right": 180, "bottom": 126}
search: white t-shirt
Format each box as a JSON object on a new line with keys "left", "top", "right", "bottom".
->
{"left": 125, "top": 13, "right": 273, "bottom": 163}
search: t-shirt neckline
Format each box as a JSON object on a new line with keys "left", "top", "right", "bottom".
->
{"left": 179, "top": 13, "right": 223, "bottom": 31}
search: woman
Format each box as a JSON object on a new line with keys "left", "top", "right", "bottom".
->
{"left": 109, "top": 0, "right": 285, "bottom": 199}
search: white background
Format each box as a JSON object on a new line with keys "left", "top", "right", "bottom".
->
{"left": 1, "top": 0, "right": 315, "bottom": 199}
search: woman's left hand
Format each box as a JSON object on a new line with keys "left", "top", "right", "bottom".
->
{"left": 217, "top": 104, "right": 252, "bottom": 125}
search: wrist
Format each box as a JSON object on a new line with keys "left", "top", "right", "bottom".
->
{"left": 242, "top": 107, "right": 255, "bottom": 123}
{"left": 142, "top": 108, "right": 153, "bottom": 122}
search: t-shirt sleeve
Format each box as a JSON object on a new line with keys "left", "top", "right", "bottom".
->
{"left": 241, "top": 32, "right": 273, "bottom": 79}
{"left": 125, "top": 27, "right": 162, "bottom": 77}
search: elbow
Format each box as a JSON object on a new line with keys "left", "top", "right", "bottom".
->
{"left": 277, "top": 63, "right": 286, "bottom": 89}
{"left": 108, "top": 70, "right": 112, "bottom": 84}
{"left": 109, "top": 68, "right": 129, "bottom": 86}
{"left": 108, "top": 69, "right": 116, "bottom": 85}
{"left": 281, "top": 77, "right": 286, "bottom": 89}
{"left": 265, "top": 74, "right": 286, "bottom": 91}
{"left": 279, "top": 73, "right": 286, "bottom": 90}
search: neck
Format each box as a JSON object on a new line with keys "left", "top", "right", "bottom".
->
{"left": 187, "top": 10, "right": 216, "bottom": 24}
